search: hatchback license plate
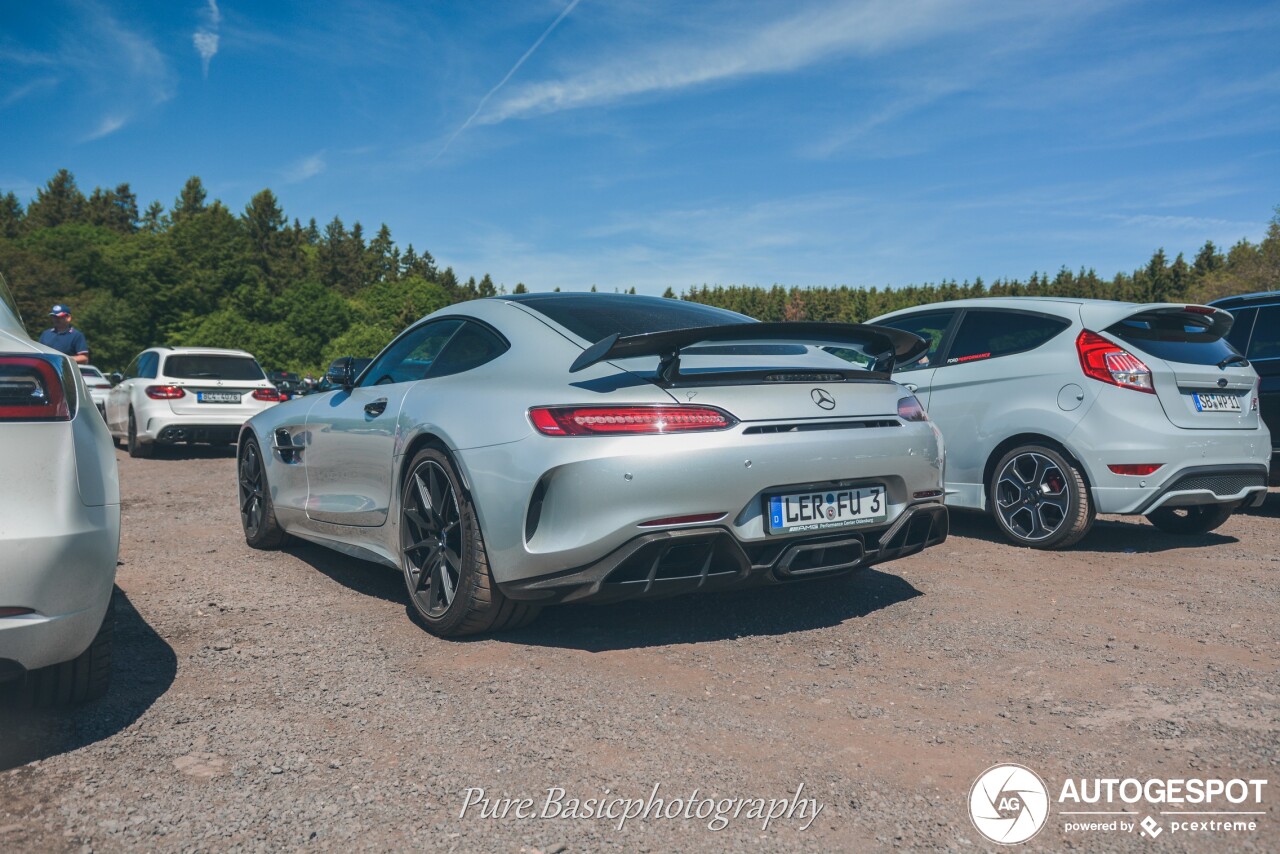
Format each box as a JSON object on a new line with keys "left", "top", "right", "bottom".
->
{"left": 1193, "top": 393, "right": 1241, "bottom": 413}
{"left": 767, "top": 486, "right": 886, "bottom": 534}
{"left": 198, "top": 391, "right": 242, "bottom": 404}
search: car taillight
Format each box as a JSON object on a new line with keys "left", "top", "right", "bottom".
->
{"left": 1253, "top": 377, "right": 1260, "bottom": 412}
{"left": 145, "top": 385, "right": 186, "bottom": 399}
{"left": 897, "top": 395, "right": 928, "bottom": 422}
{"left": 529, "top": 405, "right": 736, "bottom": 436}
{"left": 1076, "top": 331, "right": 1154, "bottom": 394}
{"left": 253, "top": 388, "right": 281, "bottom": 401}
{"left": 0, "top": 355, "right": 72, "bottom": 421}
{"left": 1108, "top": 464, "right": 1163, "bottom": 476}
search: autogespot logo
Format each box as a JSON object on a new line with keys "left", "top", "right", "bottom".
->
{"left": 969, "top": 764, "right": 1051, "bottom": 845}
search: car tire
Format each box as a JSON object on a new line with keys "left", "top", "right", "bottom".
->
{"left": 25, "top": 596, "right": 113, "bottom": 707}
{"left": 988, "top": 444, "right": 1093, "bottom": 550}
{"left": 127, "top": 409, "right": 153, "bottom": 459}
{"left": 1145, "top": 504, "right": 1234, "bottom": 535}
{"left": 238, "top": 435, "right": 288, "bottom": 549}
{"left": 399, "top": 446, "right": 540, "bottom": 637}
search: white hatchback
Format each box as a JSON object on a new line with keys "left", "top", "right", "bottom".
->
{"left": 106, "top": 347, "right": 282, "bottom": 457}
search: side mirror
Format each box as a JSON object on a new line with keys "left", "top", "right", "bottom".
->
{"left": 109, "top": 372, "right": 123, "bottom": 385}
{"left": 326, "top": 357, "right": 356, "bottom": 391}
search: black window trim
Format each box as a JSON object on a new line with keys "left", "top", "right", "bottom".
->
{"left": 889, "top": 306, "right": 1073, "bottom": 369}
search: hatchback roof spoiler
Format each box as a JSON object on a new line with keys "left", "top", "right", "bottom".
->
{"left": 569, "top": 321, "right": 928, "bottom": 381}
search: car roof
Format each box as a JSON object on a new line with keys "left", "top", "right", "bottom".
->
{"left": 1207, "top": 290, "right": 1280, "bottom": 308}
{"left": 150, "top": 346, "right": 257, "bottom": 358}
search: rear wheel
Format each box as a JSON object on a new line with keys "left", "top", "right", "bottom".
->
{"left": 1146, "top": 504, "right": 1234, "bottom": 535}
{"left": 25, "top": 597, "right": 113, "bottom": 707}
{"left": 126, "top": 409, "right": 153, "bottom": 458}
{"left": 989, "top": 444, "right": 1093, "bottom": 549}
{"left": 400, "top": 447, "right": 539, "bottom": 637}
{"left": 238, "top": 435, "right": 288, "bottom": 549}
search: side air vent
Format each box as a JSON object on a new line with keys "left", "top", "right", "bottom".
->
{"left": 273, "top": 428, "right": 302, "bottom": 464}
{"left": 743, "top": 419, "right": 899, "bottom": 435}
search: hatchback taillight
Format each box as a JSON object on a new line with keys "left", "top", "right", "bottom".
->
{"left": 145, "top": 385, "right": 186, "bottom": 399}
{"left": 1076, "top": 331, "right": 1155, "bottom": 394}
{"left": 253, "top": 388, "right": 282, "bottom": 401}
{"left": 0, "top": 355, "right": 72, "bottom": 421}
{"left": 529, "top": 405, "right": 736, "bottom": 436}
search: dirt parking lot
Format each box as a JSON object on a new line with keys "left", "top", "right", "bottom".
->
{"left": 2, "top": 447, "right": 1277, "bottom": 852}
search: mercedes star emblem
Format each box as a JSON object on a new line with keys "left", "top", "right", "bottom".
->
{"left": 811, "top": 388, "right": 836, "bottom": 410}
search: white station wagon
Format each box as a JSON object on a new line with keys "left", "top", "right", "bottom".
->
{"left": 105, "top": 346, "right": 282, "bottom": 457}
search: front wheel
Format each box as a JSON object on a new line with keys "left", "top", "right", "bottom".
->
{"left": 399, "top": 447, "right": 539, "bottom": 637}
{"left": 1146, "top": 504, "right": 1234, "bottom": 535}
{"left": 989, "top": 444, "right": 1093, "bottom": 549}
{"left": 238, "top": 435, "right": 288, "bottom": 549}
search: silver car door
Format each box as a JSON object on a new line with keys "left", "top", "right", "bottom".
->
{"left": 304, "top": 320, "right": 464, "bottom": 527}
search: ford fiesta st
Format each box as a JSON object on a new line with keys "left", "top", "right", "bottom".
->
{"left": 238, "top": 294, "right": 948, "bottom": 637}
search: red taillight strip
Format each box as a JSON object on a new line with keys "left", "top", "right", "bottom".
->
{"left": 0, "top": 355, "right": 71, "bottom": 421}
{"left": 145, "top": 385, "right": 186, "bottom": 400}
{"left": 530, "top": 405, "right": 737, "bottom": 436}
{"left": 252, "top": 388, "right": 281, "bottom": 401}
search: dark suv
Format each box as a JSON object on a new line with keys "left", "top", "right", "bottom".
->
{"left": 1209, "top": 291, "right": 1280, "bottom": 475}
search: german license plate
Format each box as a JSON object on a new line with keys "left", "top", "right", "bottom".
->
{"left": 1193, "top": 393, "right": 1241, "bottom": 412}
{"left": 197, "top": 391, "right": 241, "bottom": 404}
{"left": 766, "top": 486, "right": 886, "bottom": 534}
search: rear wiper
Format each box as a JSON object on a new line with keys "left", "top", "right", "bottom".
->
{"left": 1217, "top": 354, "right": 1249, "bottom": 369}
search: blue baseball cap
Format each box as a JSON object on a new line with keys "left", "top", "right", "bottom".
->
{"left": 49, "top": 304, "right": 71, "bottom": 317}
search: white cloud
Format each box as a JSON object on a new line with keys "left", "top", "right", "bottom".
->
{"left": 85, "top": 114, "right": 127, "bottom": 141}
{"left": 480, "top": 0, "right": 1048, "bottom": 124}
{"left": 284, "top": 152, "right": 326, "bottom": 183}
{"left": 194, "top": 0, "right": 222, "bottom": 76}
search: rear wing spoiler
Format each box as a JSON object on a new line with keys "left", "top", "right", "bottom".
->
{"left": 1079, "top": 302, "right": 1233, "bottom": 339}
{"left": 569, "top": 322, "right": 929, "bottom": 382}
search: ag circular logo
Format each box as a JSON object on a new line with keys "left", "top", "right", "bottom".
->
{"left": 969, "top": 764, "right": 1050, "bottom": 845}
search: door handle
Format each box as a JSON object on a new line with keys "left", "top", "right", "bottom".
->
{"left": 902, "top": 383, "right": 919, "bottom": 392}
{"left": 364, "top": 399, "right": 388, "bottom": 417}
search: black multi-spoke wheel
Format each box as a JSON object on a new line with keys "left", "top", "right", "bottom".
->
{"left": 1146, "top": 503, "right": 1234, "bottom": 535}
{"left": 989, "top": 444, "right": 1092, "bottom": 550}
{"left": 127, "top": 409, "right": 153, "bottom": 458}
{"left": 402, "top": 460, "right": 463, "bottom": 618}
{"left": 399, "top": 447, "right": 540, "bottom": 637}
{"left": 239, "top": 435, "right": 287, "bottom": 549}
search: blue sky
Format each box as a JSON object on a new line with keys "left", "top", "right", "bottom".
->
{"left": 2, "top": 0, "right": 1278, "bottom": 295}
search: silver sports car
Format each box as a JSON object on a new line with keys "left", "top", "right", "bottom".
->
{"left": 238, "top": 294, "right": 948, "bottom": 637}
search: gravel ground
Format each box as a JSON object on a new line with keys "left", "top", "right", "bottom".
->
{"left": 1, "top": 447, "right": 1277, "bottom": 853}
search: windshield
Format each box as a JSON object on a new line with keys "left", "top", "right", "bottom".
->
{"left": 80, "top": 366, "right": 104, "bottom": 378}
{"left": 163, "top": 354, "right": 266, "bottom": 381}
{"left": 0, "top": 271, "right": 22, "bottom": 327}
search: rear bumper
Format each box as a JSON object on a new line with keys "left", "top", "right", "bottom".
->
{"left": 151, "top": 423, "right": 241, "bottom": 444}
{"left": 500, "top": 501, "right": 948, "bottom": 604}
{"left": 1129, "top": 464, "right": 1268, "bottom": 513}
{"left": 0, "top": 503, "right": 119, "bottom": 673}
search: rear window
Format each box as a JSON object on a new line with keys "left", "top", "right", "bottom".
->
{"left": 1108, "top": 310, "right": 1240, "bottom": 367}
{"left": 1247, "top": 305, "right": 1280, "bottom": 359}
{"left": 80, "top": 366, "right": 104, "bottom": 379}
{"left": 163, "top": 354, "right": 266, "bottom": 381}
{"left": 946, "top": 310, "right": 1070, "bottom": 363}
{"left": 511, "top": 294, "right": 750, "bottom": 342}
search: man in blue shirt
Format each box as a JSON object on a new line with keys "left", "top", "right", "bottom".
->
{"left": 39, "top": 304, "right": 90, "bottom": 364}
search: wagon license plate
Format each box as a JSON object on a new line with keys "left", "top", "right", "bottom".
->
{"left": 767, "top": 486, "right": 886, "bottom": 534}
{"left": 197, "top": 391, "right": 242, "bottom": 404}
{"left": 1193, "top": 393, "right": 1241, "bottom": 413}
